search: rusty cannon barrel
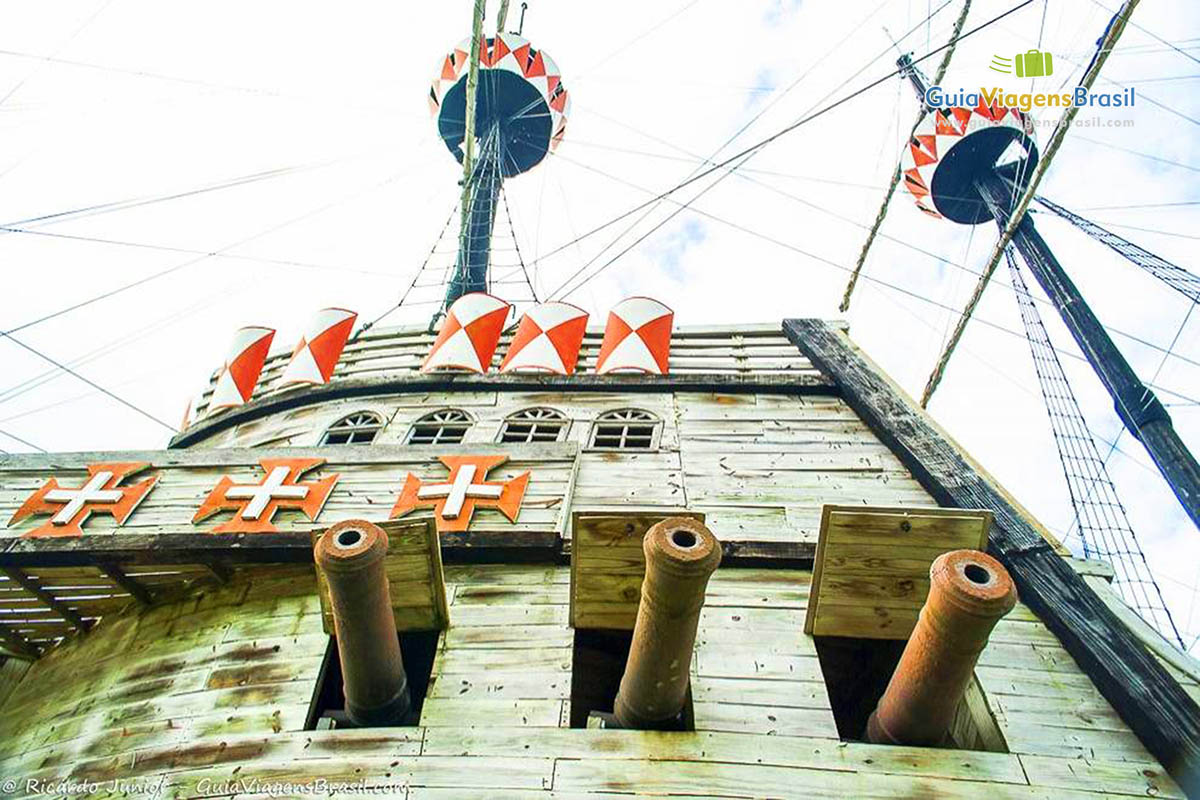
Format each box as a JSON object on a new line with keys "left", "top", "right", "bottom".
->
{"left": 866, "top": 549, "right": 1017, "bottom": 746}
{"left": 314, "top": 519, "right": 411, "bottom": 727}
{"left": 613, "top": 517, "right": 722, "bottom": 729}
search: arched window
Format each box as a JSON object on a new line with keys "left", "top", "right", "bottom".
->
{"left": 407, "top": 409, "right": 473, "bottom": 445}
{"left": 321, "top": 412, "right": 384, "bottom": 445}
{"left": 589, "top": 409, "right": 660, "bottom": 451}
{"left": 499, "top": 408, "right": 569, "bottom": 444}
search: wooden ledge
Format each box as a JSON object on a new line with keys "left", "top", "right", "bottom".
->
{"left": 0, "top": 528, "right": 815, "bottom": 569}
{"left": 168, "top": 371, "right": 837, "bottom": 449}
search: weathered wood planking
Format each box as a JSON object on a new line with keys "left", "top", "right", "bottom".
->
{"left": 0, "top": 563, "right": 1186, "bottom": 799}
{"left": 569, "top": 511, "right": 703, "bottom": 630}
{"left": 182, "top": 325, "right": 826, "bottom": 424}
{"left": 804, "top": 505, "right": 991, "bottom": 638}
{"left": 176, "top": 386, "right": 945, "bottom": 554}
{"left": 0, "top": 443, "right": 578, "bottom": 541}
{"left": 311, "top": 518, "right": 448, "bottom": 634}
{"left": 785, "top": 317, "right": 1200, "bottom": 793}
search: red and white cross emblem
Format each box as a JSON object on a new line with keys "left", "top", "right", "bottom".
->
{"left": 9, "top": 462, "right": 158, "bottom": 538}
{"left": 193, "top": 457, "right": 339, "bottom": 533}
{"left": 390, "top": 455, "right": 529, "bottom": 533}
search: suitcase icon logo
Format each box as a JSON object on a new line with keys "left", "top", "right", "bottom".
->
{"left": 1015, "top": 49, "right": 1054, "bottom": 78}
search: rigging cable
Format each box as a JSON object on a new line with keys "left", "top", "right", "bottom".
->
{"left": 544, "top": 150, "right": 1200, "bottom": 407}
{"left": 0, "top": 332, "right": 177, "bottom": 433}
{"left": 353, "top": 203, "right": 461, "bottom": 340}
{"left": 1033, "top": 196, "right": 1200, "bottom": 304}
{"left": 540, "top": 0, "right": 1035, "bottom": 302}
{"left": 543, "top": 0, "right": 908, "bottom": 302}
{"left": 529, "top": 0, "right": 966, "bottom": 276}
{"left": 1087, "top": 0, "right": 1200, "bottom": 67}
{"left": 0, "top": 157, "right": 429, "bottom": 338}
{"left": 1004, "top": 245, "right": 1184, "bottom": 646}
{"left": 0, "top": 169, "right": 420, "bottom": 427}
{"left": 500, "top": 183, "right": 539, "bottom": 303}
{"left": 839, "top": 0, "right": 974, "bottom": 312}
{"left": 538, "top": 140, "right": 1200, "bottom": 378}
{"left": 920, "top": 0, "right": 1142, "bottom": 408}
{"left": 0, "top": 428, "right": 46, "bottom": 453}
{"left": 541, "top": 124, "right": 1200, "bottom": 375}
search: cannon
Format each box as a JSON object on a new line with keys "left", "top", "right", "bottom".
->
{"left": 612, "top": 517, "right": 722, "bottom": 729}
{"left": 866, "top": 549, "right": 1017, "bottom": 746}
{"left": 314, "top": 519, "right": 411, "bottom": 727}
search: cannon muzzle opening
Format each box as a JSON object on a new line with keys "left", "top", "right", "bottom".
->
{"left": 314, "top": 519, "right": 412, "bottom": 727}
{"left": 612, "top": 517, "right": 722, "bottom": 730}
{"left": 866, "top": 549, "right": 1017, "bottom": 746}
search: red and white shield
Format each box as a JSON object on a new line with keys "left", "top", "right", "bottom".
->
{"left": 208, "top": 326, "right": 276, "bottom": 413}
{"left": 279, "top": 308, "right": 358, "bottom": 386}
{"left": 422, "top": 293, "right": 511, "bottom": 373}
{"left": 9, "top": 462, "right": 158, "bottom": 538}
{"left": 594, "top": 296, "right": 673, "bottom": 375}
{"left": 499, "top": 302, "right": 589, "bottom": 375}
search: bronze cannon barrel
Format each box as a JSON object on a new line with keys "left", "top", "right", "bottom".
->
{"left": 314, "top": 519, "right": 411, "bottom": 727}
{"left": 613, "top": 517, "right": 722, "bottom": 730}
{"left": 866, "top": 549, "right": 1017, "bottom": 746}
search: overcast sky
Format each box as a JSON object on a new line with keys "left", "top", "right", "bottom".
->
{"left": 2, "top": 0, "right": 1199, "bottom": 650}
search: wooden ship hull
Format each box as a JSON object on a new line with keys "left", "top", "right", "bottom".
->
{"left": 1, "top": 319, "right": 1196, "bottom": 799}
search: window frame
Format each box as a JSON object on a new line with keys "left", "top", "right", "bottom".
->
{"left": 587, "top": 408, "right": 662, "bottom": 452}
{"left": 405, "top": 409, "right": 474, "bottom": 446}
{"left": 320, "top": 411, "right": 386, "bottom": 446}
{"left": 497, "top": 407, "right": 571, "bottom": 444}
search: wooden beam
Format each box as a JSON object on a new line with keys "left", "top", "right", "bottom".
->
{"left": 0, "top": 439, "right": 580, "bottom": 471}
{"left": 0, "top": 624, "right": 40, "bottom": 661}
{"left": 783, "top": 318, "right": 1200, "bottom": 793}
{"left": 98, "top": 562, "right": 154, "bottom": 606}
{"left": 1, "top": 567, "right": 90, "bottom": 634}
{"left": 167, "top": 370, "right": 835, "bottom": 448}
{"left": 201, "top": 562, "right": 233, "bottom": 584}
{"left": 0, "top": 532, "right": 315, "bottom": 567}
{"left": 0, "top": 529, "right": 815, "bottom": 570}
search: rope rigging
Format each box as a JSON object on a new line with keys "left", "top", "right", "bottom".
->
{"left": 838, "top": 0, "right": 974, "bottom": 313}
{"left": 526, "top": 0, "right": 1033, "bottom": 286}
{"left": 1005, "top": 245, "right": 1184, "bottom": 646}
{"left": 544, "top": 149, "right": 1200, "bottom": 407}
{"left": 921, "top": 0, "right": 1143, "bottom": 408}
{"left": 1033, "top": 196, "right": 1200, "bottom": 304}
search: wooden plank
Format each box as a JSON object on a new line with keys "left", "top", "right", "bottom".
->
{"left": 784, "top": 317, "right": 1200, "bottom": 792}
{"left": 418, "top": 697, "right": 564, "bottom": 728}
{"left": 0, "top": 441, "right": 578, "bottom": 472}
{"left": 426, "top": 670, "right": 571, "bottom": 700}
{"left": 569, "top": 510, "right": 703, "bottom": 629}
{"left": 98, "top": 563, "right": 154, "bottom": 606}
{"left": 552, "top": 758, "right": 1064, "bottom": 799}
{"left": 1, "top": 567, "right": 89, "bottom": 633}
{"left": 170, "top": 371, "right": 836, "bottom": 448}
{"left": 0, "top": 625, "right": 40, "bottom": 660}
{"left": 311, "top": 519, "right": 448, "bottom": 634}
{"left": 691, "top": 701, "right": 838, "bottom": 737}
{"left": 0, "top": 530, "right": 563, "bottom": 568}
{"left": 805, "top": 504, "right": 990, "bottom": 638}
{"left": 1019, "top": 754, "right": 1185, "bottom": 798}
